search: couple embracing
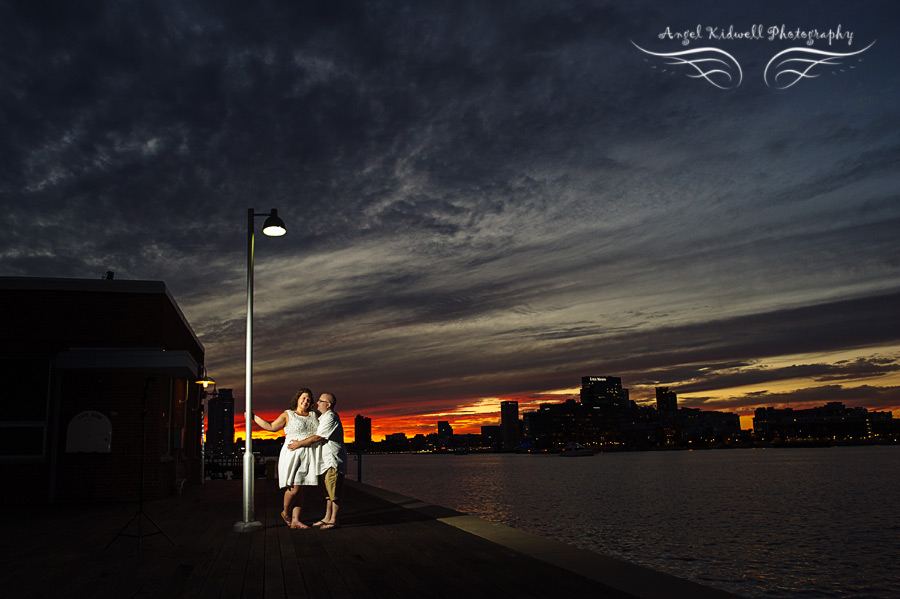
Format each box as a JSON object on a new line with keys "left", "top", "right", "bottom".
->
{"left": 251, "top": 388, "right": 347, "bottom": 529}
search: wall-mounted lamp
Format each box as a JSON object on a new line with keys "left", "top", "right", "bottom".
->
{"left": 195, "top": 367, "right": 216, "bottom": 390}
{"left": 194, "top": 367, "right": 217, "bottom": 485}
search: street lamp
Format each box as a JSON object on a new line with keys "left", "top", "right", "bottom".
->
{"left": 195, "top": 367, "right": 216, "bottom": 389}
{"left": 194, "top": 367, "right": 216, "bottom": 485}
{"left": 234, "top": 208, "right": 286, "bottom": 533}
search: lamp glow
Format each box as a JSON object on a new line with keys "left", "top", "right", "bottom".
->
{"left": 195, "top": 367, "right": 215, "bottom": 389}
{"left": 262, "top": 209, "right": 286, "bottom": 237}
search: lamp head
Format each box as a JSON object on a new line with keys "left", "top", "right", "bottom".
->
{"left": 262, "top": 209, "right": 286, "bottom": 237}
{"left": 195, "top": 368, "right": 216, "bottom": 389}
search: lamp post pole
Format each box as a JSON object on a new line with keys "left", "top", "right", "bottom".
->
{"left": 235, "top": 208, "right": 285, "bottom": 533}
{"left": 194, "top": 368, "right": 215, "bottom": 486}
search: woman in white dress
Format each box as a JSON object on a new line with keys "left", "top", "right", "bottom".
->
{"left": 251, "top": 388, "right": 320, "bottom": 529}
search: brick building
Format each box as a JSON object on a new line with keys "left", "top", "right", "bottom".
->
{"left": 1, "top": 276, "right": 206, "bottom": 503}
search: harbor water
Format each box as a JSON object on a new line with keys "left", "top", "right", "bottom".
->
{"left": 352, "top": 446, "right": 900, "bottom": 599}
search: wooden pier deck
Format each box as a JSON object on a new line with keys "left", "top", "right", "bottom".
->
{"left": 0, "top": 478, "right": 744, "bottom": 598}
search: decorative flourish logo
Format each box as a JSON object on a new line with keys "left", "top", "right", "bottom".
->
{"left": 632, "top": 24, "right": 875, "bottom": 90}
{"left": 631, "top": 42, "right": 742, "bottom": 90}
{"left": 763, "top": 42, "right": 876, "bottom": 89}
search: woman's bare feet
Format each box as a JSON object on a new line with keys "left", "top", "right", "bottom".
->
{"left": 290, "top": 520, "right": 309, "bottom": 529}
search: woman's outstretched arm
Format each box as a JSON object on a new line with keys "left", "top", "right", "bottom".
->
{"left": 251, "top": 411, "right": 289, "bottom": 432}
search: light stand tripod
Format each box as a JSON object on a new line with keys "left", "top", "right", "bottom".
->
{"left": 106, "top": 376, "right": 175, "bottom": 555}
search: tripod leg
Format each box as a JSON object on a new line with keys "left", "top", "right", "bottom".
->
{"left": 105, "top": 510, "right": 141, "bottom": 550}
{"left": 104, "top": 377, "right": 175, "bottom": 555}
{"left": 140, "top": 511, "right": 175, "bottom": 546}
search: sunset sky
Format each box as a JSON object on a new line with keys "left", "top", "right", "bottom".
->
{"left": 3, "top": 1, "right": 898, "bottom": 442}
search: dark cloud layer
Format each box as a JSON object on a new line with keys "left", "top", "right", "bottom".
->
{"left": 2, "top": 1, "right": 899, "bottom": 427}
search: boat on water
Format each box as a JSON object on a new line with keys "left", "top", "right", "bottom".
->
{"left": 559, "top": 442, "right": 595, "bottom": 457}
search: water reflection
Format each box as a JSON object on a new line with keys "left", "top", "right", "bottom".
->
{"left": 359, "top": 447, "right": 900, "bottom": 599}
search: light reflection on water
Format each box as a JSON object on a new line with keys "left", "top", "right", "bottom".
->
{"left": 354, "top": 446, "right": 900, "bottom": 599}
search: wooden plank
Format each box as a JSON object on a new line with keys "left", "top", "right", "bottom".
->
{"left": 212, "top": 525, "right": 254, "bottom": 599}
{"left": 360, "top": 521, "right": 462, "bottom": 597}
{"left": 241, "top": 527, "right": 267, "bottom": 598}
{"left": 260, "top": 477, "right": 288, "bottom": 599}
{"left": 291, "top": 530, "right": 336, "bottom": 598}
{"left": 128, "top": 494, "right": 215, "bottom": 598}
{"left": 386, "top": 520, "right": 486, "bottom": 597}
{"left": 180, "top": 494, "right": 243, "bottom": 597}
{"left": 321, "top": 520, "right": 428, "bottom": 599}
{"left": 410, "top": 518, "right": 561, "bottom": 596}
{"left": 277, "top": 522, "right": 309, "bottom": 599}
{"left": 263, "top": 523, "right": 287, "bottom": 598}
{"left": 195, "top": 524, "right": 241, "bottom": 599}
{"left": 315, "top": 528, "right": 377, "bottom": 599}
{"left": 329, "top": 487, "right": 467, "bottom": 598}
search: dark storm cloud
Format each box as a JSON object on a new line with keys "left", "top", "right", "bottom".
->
{"left": 3, "top": 0, "right": 634, "bottom": 252}
{"left": 239, "top": 287, "right": 900, "bottom": 413}
{"left": 567, "top": 292, "right": 900, "bottom": 396}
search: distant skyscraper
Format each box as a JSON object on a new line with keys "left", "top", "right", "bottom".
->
{"left": 656, "top": 387, "right": 678, "bottom": 416}
{"left": 481, "top": 425, "right": 501, "bottom": 448}
{"left": 580, "top": 376, "right": 629, "bottom": 407}
{"left": 355, "top": 414, "right": 372, "bottom": 448}
{"left": 500, "top": 400, "right": 520, "bottom": 449}
{"left": 437, "top": 420, "right": 453, "bottom": 437}
{"left": 207, "top": 388, "right": 235, "bottom": 455}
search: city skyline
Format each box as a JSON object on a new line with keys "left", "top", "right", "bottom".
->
{"left": 240, "top": 377, "right": 896, "bottom": 444}
{"left": 4, "top": 1, "right": 899, "bottom": 443}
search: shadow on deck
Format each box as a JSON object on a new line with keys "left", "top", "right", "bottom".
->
{"left": 0, "top": 477, "right": 744, "bottom": 598}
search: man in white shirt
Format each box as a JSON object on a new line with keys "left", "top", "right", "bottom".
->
{"left": 288, "top": 392, "right": 346, "bottom": 528}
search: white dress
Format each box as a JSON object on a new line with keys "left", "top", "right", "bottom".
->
{"left": 277, "top": 410, "right": 320, "bottom": 488}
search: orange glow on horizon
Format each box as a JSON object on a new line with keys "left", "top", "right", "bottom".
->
{"left": 232, "top": 410, "right": 362, "bottom": 443}
{"left": 219, "top": 351, "right": 900, "bottom": 443}
{"left": 230, "top": 396, "right": 772, "bottom": 442}
{"left": 230, "top": 410, "right": 502, "bottom": 443}
{"left": 221, "top": 395, "right": 898, "bottom": 441}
